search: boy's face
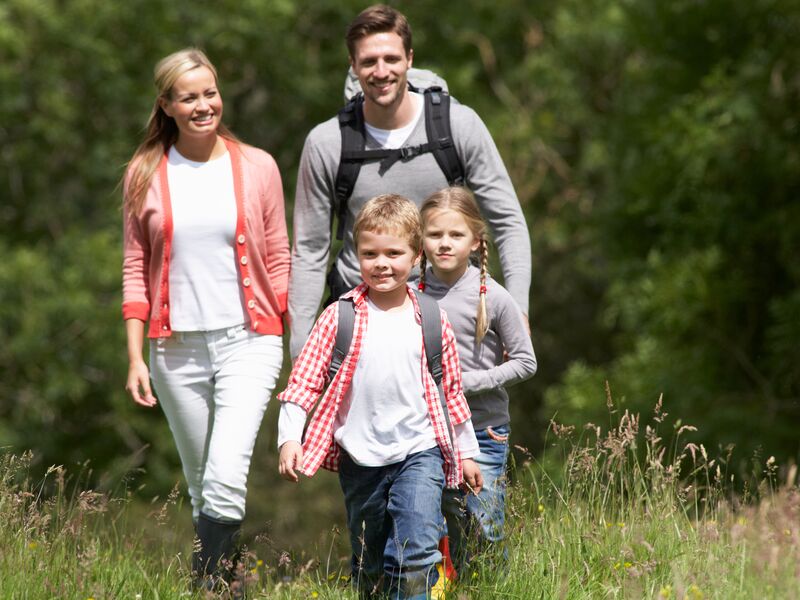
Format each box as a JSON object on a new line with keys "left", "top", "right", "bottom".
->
{"left": 357, "top": 228, "right": 420, "bottom": 298}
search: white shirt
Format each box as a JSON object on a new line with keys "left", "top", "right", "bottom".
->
{"left": 167, "top": 147, "right": 246, "bottom": 331}
{"left": 364, "top": 92, "right": 424, "bottom": 149}
{"left": 332, "top": 297, "right": 436, "bottom": 465}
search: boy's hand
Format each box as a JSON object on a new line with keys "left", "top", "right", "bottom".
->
{"left": 461, "top": 458, "right": 483, "bottom": 495}
{"left": 279, "top": 441, "right": 304, "bottom": 483}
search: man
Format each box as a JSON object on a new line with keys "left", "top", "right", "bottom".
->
{"left": 288, "top": 4, "right": 531, "bottom": 357}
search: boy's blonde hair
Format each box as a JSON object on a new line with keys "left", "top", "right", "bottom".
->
{"left": 353, "top": 194, "right": 422, "bottom": 254}
{"left": 419, "top": 186, "right": 491, "bottom": 343}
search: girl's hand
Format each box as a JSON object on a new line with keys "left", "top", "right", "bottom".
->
{"left": 279, "top": 441, "right": 304, "bottom": 483}
{"left": 126, "top": 360, "right": 157, "bottom": 407}
{"left": 461, "top": 458, "right": 484, "bottom": 495}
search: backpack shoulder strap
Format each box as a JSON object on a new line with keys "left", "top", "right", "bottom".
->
{"left": 423, "top": 87, "right": 465, "bottom": 187}
{"left": 334, "top": 95, "right": 366, "bottom": 241}
{"left": 414, "top": 291, "right": 454, "bottom": 447}
{"left": 328, "top": 298, "right": 356, "bottom": 381}
{"left": 416, "top": 292, "right": 443, "bottom": 384}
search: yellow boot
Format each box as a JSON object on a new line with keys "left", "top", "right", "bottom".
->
{"left": 429, "top": 561, "right": 453, "bottom": 599}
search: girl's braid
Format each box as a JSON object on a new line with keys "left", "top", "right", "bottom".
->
{"left": 418, "top": 252, "right": 428, "bottom": 291}
{"left": 475, "top": 237, "right": 490, "bottom": 342}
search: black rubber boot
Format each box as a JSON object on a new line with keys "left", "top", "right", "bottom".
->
{"left": 193, "top": 512, "right": 242, "bottom": 589}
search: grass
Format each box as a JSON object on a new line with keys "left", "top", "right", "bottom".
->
{"left": 4, "top": 392, "right": 800, "bottom": 599}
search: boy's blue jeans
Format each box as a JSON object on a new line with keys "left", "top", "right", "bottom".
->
{"left": 339, "top": 446, "right": 445, "bottom": 599}
{"left": 442, "top": 424, "right": 510, "bottom": 569}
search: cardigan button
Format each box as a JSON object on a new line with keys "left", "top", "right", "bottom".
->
{"left": 240, "top": 256, "right": 248, "bottom": 266}
{"left": 162, "top": 325, "right": 168, "bottom": 331}
{"left": 247, "top": 299, "right": 256, "bottom": 309}
{"left": 243, "top": 277, "right": 251, "bottom": 287}
{"left": 237, "top": 234, "right": 246, "bottom": 245}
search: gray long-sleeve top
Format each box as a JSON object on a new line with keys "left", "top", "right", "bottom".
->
{"left": 423, "top": 265, "right": 537, "bottom": 430}
{"left": 288, "top": 100, "right": 531, "bottom": 358}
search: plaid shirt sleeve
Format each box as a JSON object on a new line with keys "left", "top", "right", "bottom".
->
{"left": 441, "top": 311, "right": 471, "bottom": 425}
{"left": 277, "top": 303, "right": 338, "bottom": 411}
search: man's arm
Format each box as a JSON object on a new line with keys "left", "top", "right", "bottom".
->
{"left": 452, "top": 105, "right": 532, "bottom": 316}
{"left": 288, "top": 129, "right": 337, "bottom": 358}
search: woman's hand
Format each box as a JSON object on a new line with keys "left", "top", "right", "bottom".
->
{"left": 461, "top": 458, "right": 484, "bottom": 495}
{"left": 126, "top": 359, "right": 157, "bottom": 407}
{"left": 279, "top": 441, "right": 304, "bottom": 482}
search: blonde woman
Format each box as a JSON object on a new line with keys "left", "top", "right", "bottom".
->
{"left": 121, "top": 48, "right": 289, "bottom": 586}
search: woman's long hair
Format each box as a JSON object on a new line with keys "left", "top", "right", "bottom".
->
{"left": 122, "top": 48, "right": 238, "bottom": 215}
{"left": 419, "top": 186, "right": 491, "bottom": 343}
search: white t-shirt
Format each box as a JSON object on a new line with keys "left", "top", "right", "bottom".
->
{"left": 332, "top": 297, "right": 437, "bottom": 466}
{"left": 166, "top": 146, "right": 246, "bottom": 331}
{"left": 364, "top": 92, "right": 424, "bottom": 149}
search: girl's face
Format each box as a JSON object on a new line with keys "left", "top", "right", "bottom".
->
{"left": 159, "top": 66, "right": 223, "bottom": 142}
{"left": 422, "top": 208, "right": 480, "bottom": 281}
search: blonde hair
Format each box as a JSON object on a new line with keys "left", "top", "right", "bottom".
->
{"left": 122, "top": 48, "right": 238, "bottom": 214}
{"left": 353, "top": 194, "right": 422, "bottom": 254}
{"left": 419, "top": 186, "right": 490, "bottom": 343}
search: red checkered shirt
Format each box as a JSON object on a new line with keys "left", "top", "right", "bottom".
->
{"left": 277, "top": 283, "right": 471, "bottom": 488}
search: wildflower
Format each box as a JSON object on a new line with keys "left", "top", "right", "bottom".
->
{"left": 784, "top": 529, "right": 792, "bottom": 537}
{"left": 538, "top": 504, "right": 545, "bottom": 513}
{"left": 28, "top": 542, "right": 37, "bottom": 550}
{"left": 624, "top": 562, "right": 632, "bottom": 569}
{"left": 257, "top": 559, "right": 263, "bottom": 566}
{"left": 472, "top": 572, "right": 478, "bottom": 579}
{"left": 659, "top": 585, "right": 673, "bottom": 598}
{"left": 613, "top": 562, "right": 621, "bottom": 570}
{"left": 311, "top": 592, "right": 319, "bottom": 598}
{"left": 617, "top": 522, "right": 625, "bottom": 528}
{"left": 737, "top": 517, "right": 748, "bottom": 526}
{"left": 685, "top": 584, "right": 703, "bottom": 599}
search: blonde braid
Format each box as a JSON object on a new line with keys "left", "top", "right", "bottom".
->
{"left": 475, "top": 237, "right": 490, "bottom": 343}
{"left": 418, "top": 252, "right": 428, "bottom": 291}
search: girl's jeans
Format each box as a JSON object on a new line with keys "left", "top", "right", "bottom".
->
{"left": 150, "top": 325, "right": 283, "bottom": 522}
{"left": 442, "top": 424, "right": 510, "bottom": 569}
{"left": 338, "top": 446, "right": 445, "bottom": 599}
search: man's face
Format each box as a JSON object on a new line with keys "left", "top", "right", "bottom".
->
{"left": 350, "top": 31, "right": 413, "bottom": 111}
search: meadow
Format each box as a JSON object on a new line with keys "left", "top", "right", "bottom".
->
{"left": 5, "top": 394, "right": 799, "bottom": 599}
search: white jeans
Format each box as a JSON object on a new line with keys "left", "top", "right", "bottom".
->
{"left": 150, "top": 324, "right": 282, "bottom": 521}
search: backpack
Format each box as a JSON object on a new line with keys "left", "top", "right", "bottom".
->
{"left": 332, "top": 69, "right": 466, "bottom": 240}
{"left": 327, "top": 291, "right": 453, "bottom": 445}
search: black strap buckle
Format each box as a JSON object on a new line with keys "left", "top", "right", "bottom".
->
{"left": 399, "top": 144, "right": 426, "bottom": 160}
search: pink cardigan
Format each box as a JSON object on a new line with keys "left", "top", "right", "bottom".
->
{"left": 122, "top": 138, "right": 290, "bottom": 338}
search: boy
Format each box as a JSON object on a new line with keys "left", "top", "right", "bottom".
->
{"left": 277, "top": 194, "right": 483, "bottom": 599}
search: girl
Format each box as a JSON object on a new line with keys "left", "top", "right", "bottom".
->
{"left": 121, "top": 48, "right": 289, "bottom": 586}
{"left": 419, "top": 186, "right": 537, "bottom": 569}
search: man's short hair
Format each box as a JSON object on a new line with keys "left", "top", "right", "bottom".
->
{"left": 353, "top": 194, "right": 422, "bottom": 254}
{"left": 346, "top": 4, "right": 412, "bottom": 58}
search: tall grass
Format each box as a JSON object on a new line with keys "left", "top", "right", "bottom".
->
{"left": 4, "top": 391, "right": 800, "bottom": 599}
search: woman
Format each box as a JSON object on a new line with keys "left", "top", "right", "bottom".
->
{"left": 122, "top": 48, "right": 289, "bottom": 584}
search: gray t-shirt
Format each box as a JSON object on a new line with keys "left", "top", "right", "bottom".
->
{"left": 288, "top": 100, "right": 531, "bottom": 357}
{"left": 422, "top": 264, "right": 537, "bottom": 430}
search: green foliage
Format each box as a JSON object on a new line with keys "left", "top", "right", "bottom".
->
{"left": 543, "top": 0, "right": 800, "bottom": 462}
